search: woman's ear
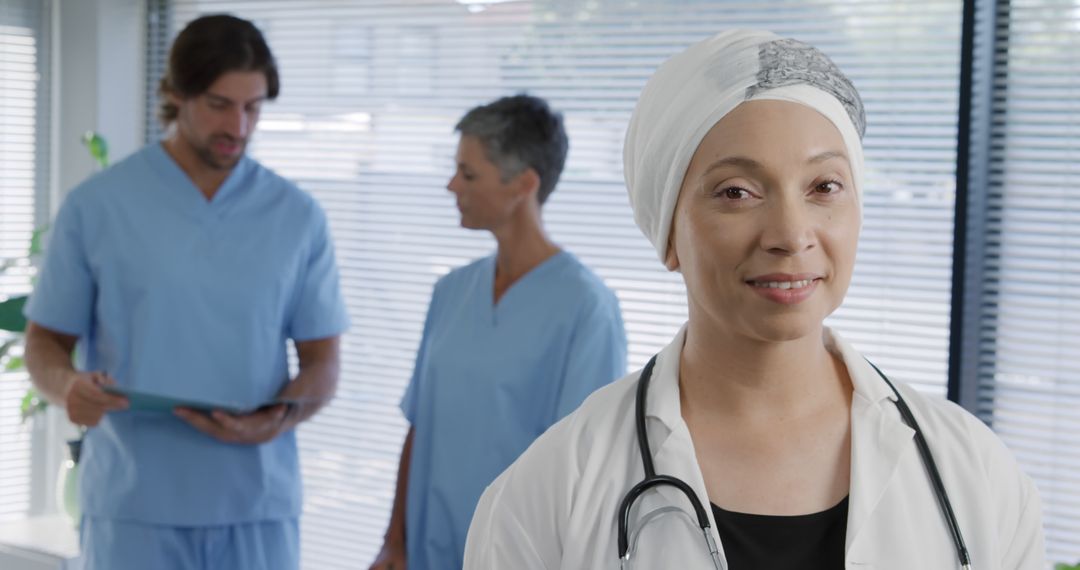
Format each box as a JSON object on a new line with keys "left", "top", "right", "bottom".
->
{"left": 514, "top": 168, "right": 541, "bottom": 201}
{"left": 663, "top": 235, "right": 680, "bottom": 272}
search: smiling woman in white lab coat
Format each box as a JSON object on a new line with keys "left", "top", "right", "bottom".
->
{"left": 463, "top": 30, "right": 1046, "bottom": 570}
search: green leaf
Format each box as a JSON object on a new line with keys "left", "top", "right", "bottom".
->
{"left": 29, "top": 225, "right": 50, "bottom": 257}
{"left": 1055, "top": 563, "right": 1080, "bottom": 570}
{"left": 20, "top": 388, "right": 48, "bottom": 423}
{"left": 81, "top": 131, "right": 109, "bottom": 168}
{"left": 0, "top": 296, "right": 28, "bottom": 332}
{"left": 5, "top": 356, "right": 24, "bottom": 372}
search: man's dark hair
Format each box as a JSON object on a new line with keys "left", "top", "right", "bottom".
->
{"left": 455, "top": 94, "right": 569, "bottom": 205}
{"left": 158, "top": 14, "right": 279, "bottom": 124}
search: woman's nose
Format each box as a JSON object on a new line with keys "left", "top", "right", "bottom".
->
{"left": 759, "top": 197, "right": 817, "bottom": 255}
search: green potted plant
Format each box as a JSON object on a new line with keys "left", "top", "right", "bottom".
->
{"left": 1056, "top": 562, "right": 1080, "bottom": 570}
{"left": 1, "top": 131, "right": 110, "bottom": 525}
{"left": 0, "top": 226, "right": 79, "bottom": 523}
{"left": 0, "top": 226, "right": 48, "bottom": 422}
{"left": 2, "top": 131, "right": 108, "bottom": 417}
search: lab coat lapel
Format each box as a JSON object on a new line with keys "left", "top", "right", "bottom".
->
{"left": 651, "top": 419, "right": 719, "bottom": 538}
{"left": 645, "top": 327, "right": 727, "bottom": 564}
{"left": 832, "top": 331, "right": 916, "bottom": 563}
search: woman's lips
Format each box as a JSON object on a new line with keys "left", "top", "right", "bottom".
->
{"left": 745, "top": 274, "right": 822, "bottom": 305}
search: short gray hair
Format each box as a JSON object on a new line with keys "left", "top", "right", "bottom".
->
{"left": 455, "top": 94, "right": 568, "bottom": 205}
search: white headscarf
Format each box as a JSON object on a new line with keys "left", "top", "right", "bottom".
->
{"left": 624, "top": 29, "right": 866, "bottom": 263}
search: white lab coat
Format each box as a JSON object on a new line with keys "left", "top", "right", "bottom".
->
{"left": 464, "top": 326, "right": 1046, "bottom": 569}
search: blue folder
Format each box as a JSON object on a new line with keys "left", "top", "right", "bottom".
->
{"left": 103, "top": 386, "right": 294, "bottom": 415}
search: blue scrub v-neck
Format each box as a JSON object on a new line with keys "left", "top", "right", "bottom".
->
{"left": 484, "top": 250, "right": 571, "bottom": 326}
{"left": 144, "top": 142, "right": 252, "bottom": 220}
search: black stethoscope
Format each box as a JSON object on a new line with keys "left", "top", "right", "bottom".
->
{"left": 616, "top": 355, "right": 973, "bottom": 570}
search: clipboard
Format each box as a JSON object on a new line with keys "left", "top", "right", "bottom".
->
{"left": 103, "top": 386, "right": 295, "bottom": 415}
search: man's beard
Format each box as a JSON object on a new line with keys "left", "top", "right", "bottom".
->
{"left": 195, "top": 135, "right": 245, "bottom": 170}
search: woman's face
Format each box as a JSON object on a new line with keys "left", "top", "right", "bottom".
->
{"left": 447, "top": 135, "right": 529, "bottom": 231}
{"left": 668, "top": 99, "right": 860, "bottom": 343}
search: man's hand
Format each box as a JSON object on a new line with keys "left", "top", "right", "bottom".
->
{"left": 368, "top": 541, "right": 407, "bottom": 570}
{"left": 63, "top": 371, "right": 129, "bottom": 426}
{"left": 174, "top": 404, "right": 290, "bottom": 445}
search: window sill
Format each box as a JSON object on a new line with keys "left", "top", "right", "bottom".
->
{"left": 0, "top": 515, "right": 80, "bottom": 570}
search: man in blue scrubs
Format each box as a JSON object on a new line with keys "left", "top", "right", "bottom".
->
{"left": 22, "top": 15, "right": 348, "bottom": 570}
{"left": 369, "top": 95, "right": 627, "bottom": 570}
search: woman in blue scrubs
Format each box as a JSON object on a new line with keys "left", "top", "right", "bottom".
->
{"left": 369, "top": 95, "right": 628, "bottom": 570}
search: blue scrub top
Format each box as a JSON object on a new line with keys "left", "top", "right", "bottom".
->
{"left": 25, "top": 143, "right": 350, "bottom": 525}
{"left": 401, "top": 251, "right": 627, "bottom": 569}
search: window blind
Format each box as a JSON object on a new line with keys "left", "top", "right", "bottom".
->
{"left": 979, "top": 0, "right": 1080, "bottom": 561}
{"left": 150, "top": 1, "right": 962, "bottom": 567}
{"left": 0, "top": 0, "right": 49, "bottom": 522}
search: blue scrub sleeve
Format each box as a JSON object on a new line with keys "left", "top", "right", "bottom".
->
{"left": 24, "top": 194, "right": 95, "bottom": 337}
{"left": 552, "top": 294, "right": 627, "bottom": 421}
{"left": 287, "top": 205, "right": 350, "bottom": 341}
{"left": 400, "top": 281, "right": 442, "bottom": 425}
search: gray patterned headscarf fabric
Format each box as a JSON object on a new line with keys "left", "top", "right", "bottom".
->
{"left": 624, "top": 30, "right": 866, "bottom": 264}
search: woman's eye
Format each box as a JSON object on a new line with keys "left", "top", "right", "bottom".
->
{"left": 717, "top": 187, "right": 750, "bottom": 200}
{"left": 815, "top": 180, "right": 844, "bottom": 194}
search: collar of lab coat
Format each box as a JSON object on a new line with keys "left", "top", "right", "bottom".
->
{"left": 643, "top": 325, "right": 915, "bottom": 563}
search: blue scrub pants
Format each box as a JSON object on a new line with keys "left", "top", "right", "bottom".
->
{"left": 79, "top": 516, "right": 299, "bottom": 570}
